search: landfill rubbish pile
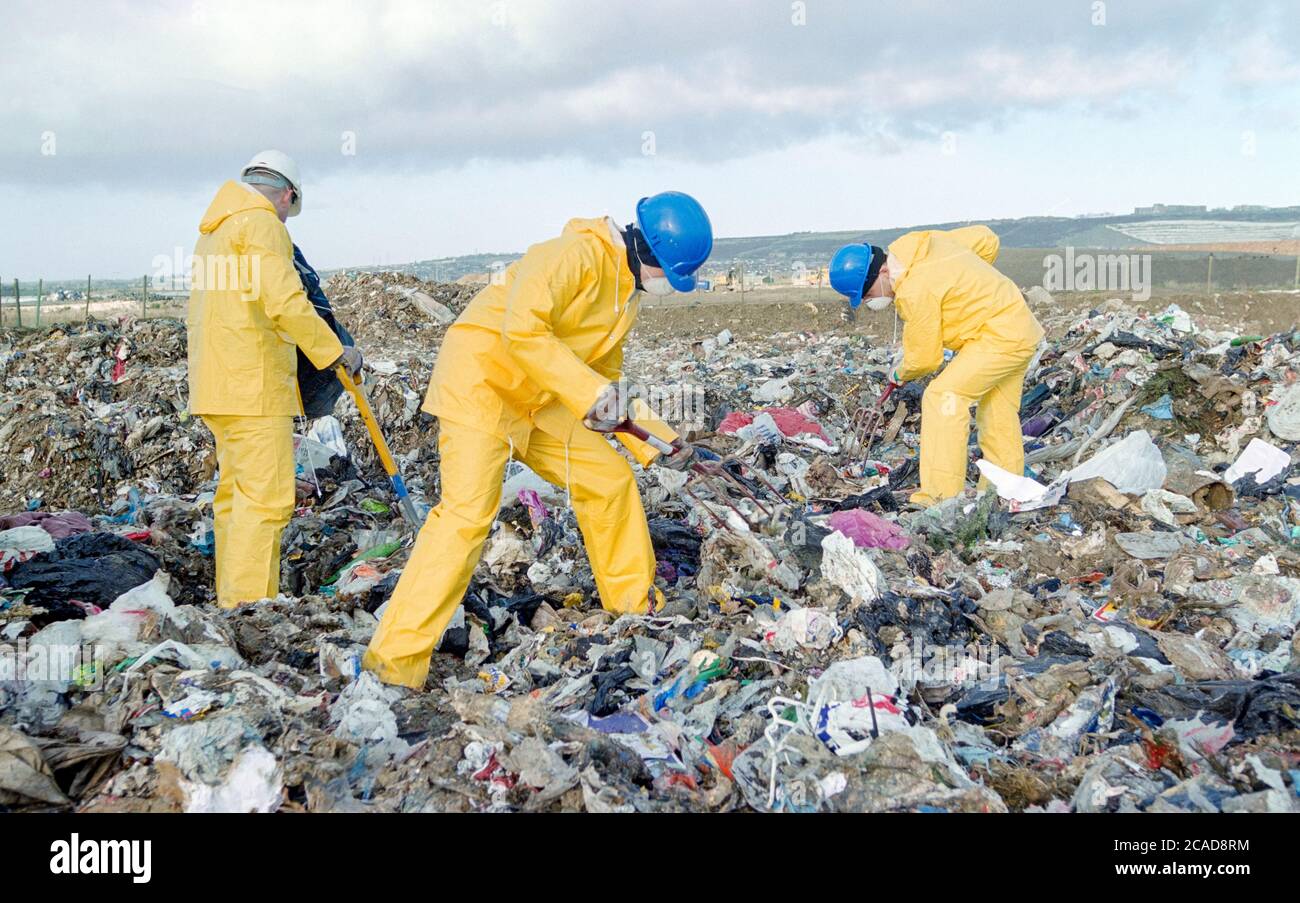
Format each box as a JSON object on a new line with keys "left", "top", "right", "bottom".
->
{"left": 2, "top": 282, "right": 1299, "bottom": 813}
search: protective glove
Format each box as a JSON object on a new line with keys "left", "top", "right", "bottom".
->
{"left": 889, "top": 349, "right": 905, "bottom": 386}
{"left": 336, "top": 345, "right": 364, "bottom": 378}
{"left": 657, "top": 441, "right": 695, "bottom": 472}
{"left": 583, "top": 382, "right": 627, "bottom": 431}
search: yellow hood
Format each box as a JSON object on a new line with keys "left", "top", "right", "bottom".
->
{"left": 561, "top": 216, "right": 624, "bottom": 257}
{"left": 888, "top": 230, "right": 934, "bottom": 281}
{"left": 199, "top": 180, "right": 275, "bottom": 234}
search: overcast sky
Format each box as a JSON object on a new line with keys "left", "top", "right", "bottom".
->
{"left": 4, "top": 0, "right": 1300, "bottom": 278}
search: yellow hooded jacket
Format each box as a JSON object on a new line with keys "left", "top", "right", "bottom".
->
{"left": 424, "top": 217, "right": 676, "bottom": 465}
{"left": 889, "top": 226, "right": 1043, "bottom": 383}
{"left": 187, "top": 181, "right": 344, "bottom": 416}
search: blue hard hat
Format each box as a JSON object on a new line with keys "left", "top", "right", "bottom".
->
{"left": 829, "top": 244, "right": 875, "bottom": 308}
{"left": 635, "top": 191, "right": 713, "bottom": 292}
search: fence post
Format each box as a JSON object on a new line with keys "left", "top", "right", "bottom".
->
{"left": 35, "top": 279, "right": 42, "bottom": 327}
{"left": 1206, "top": 254, "right": 1213, "bottom": 293}
{"left": 141, "top": 274, "right": 147, "bottom": 318}
{"left": 86, "top": 275, "right": 91, "bottom": 320}
{"left": 739, "top": 261, "right": 746, "bottom": 304}
{"left": 1294, "top": 252, "right": 1299, "bottom": 290}
{"left": 12, "top": 279, "right": 19, "bottom": 328}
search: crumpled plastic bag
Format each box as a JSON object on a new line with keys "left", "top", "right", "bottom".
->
{"left": 819, "top": 530, "right": 883, "bottom": 603}
{"left": 1265, "top": 383, "right": 1300, "bottom": 441}
{"left": 0, "top": 525, "right": 55, "bottom": 573}
{"left": 81, "top": 571, "right": 178, "bottom": 646}
{"left": 1066, "top": 430, "right": 1167, "bottom": 494}
{"left": 329, "top": 671, "right": 408, "bottom": 761}
{"left": 181, "top": 746, "right": 282, "bottom": 814}
{"left": 764, "top": 607, "right": 842, "bottom": 652}
{"left": 0, "top": 726, "right": 70, "bottom": 807}
{"left": 825, "top": 508, "right": 910, "bottom": 551}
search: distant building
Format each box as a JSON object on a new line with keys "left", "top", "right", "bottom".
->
{"left": 1134, "top": 204, "right": 1208, "bottom": 216}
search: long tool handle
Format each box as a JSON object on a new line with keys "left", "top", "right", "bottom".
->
{"left": 608, "top": 418, "right": 677, "bottom": 456}
{"left": 337, "top": 366, "right": 398, "bottom": 476}
{"left": 336, "top": 365, "right": 422, "bottom": 526}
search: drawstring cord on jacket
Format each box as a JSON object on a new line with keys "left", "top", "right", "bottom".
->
{"left": 295, "top": 413, "right": 323, "bottom": 499}
{"left": 564, "top": 442, "right": 573, "bottom": 510}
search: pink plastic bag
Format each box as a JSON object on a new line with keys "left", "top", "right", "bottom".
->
{"left": 826, "top": 508, "right": 910, "bottom": 551}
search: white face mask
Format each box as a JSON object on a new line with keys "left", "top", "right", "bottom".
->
{"left": 642, "top": 276, "right": 676, "bottom": 297}
{"left": 866, "top": 295, "right": 894, "bottom": 311}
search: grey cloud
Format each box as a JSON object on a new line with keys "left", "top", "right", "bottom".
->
{"left": 0, "top": 0, "right": 1281, "bottom": 190}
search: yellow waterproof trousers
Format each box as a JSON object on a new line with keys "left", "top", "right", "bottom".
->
{"left": 201, "top": 414, "right": 295, "bottom": 608}
{"left": 363, "top": 420, "right": 657, "bottom": 688}
{"left": 915, "top": 343, "right": 1034, "bottom": 504}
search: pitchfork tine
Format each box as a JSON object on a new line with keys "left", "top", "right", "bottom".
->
{"left": 684, "top": 485, "right": 731, "bottom": 532}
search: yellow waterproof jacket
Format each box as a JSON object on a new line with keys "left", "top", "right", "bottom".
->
{"left": 425, "top": 217, "right": 676, "bottom": 465}
{"left": 187, "top": 181, "right": 344, "bottom": 416}
{"left": 890, "top": 225, "right": 1044, "bottom": 383}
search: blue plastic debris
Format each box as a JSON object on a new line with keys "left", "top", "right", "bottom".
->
{"left": 1140, "top": 394, "right": 1174, "bottom": 420}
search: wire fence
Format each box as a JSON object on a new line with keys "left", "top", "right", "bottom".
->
{"left": 4, "top": 250, "right": 1300, "bottom": 330}
{"left": 0, "top": 276, "right": 192, "bottom": 328}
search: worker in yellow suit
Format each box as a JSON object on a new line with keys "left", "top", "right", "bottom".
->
{"left": 830, "top": 226, "right": 1044, "bottom": 505}
{"left": 187, "top": 150, "right": 362, "bottom": 607}
{"left": 364, "top": 192, "right": 714, "bottom": 688}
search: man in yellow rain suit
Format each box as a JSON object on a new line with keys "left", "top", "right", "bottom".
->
{"left": 187, "top": 150, "right": 362, "bottom": 608}
{"left": 364, "top": 192, "right": 714, "bottom": 688}
{"left": 830, "top": 226, "right": 1043, "bottom": 505}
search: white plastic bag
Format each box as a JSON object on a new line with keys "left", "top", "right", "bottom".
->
{"left": 1266, "top": 384, "right": 1300, "bottom": 441}
{"left": 1066, "top": 430, "right": 1167, "bottom": 494}
{"left": 819, "top": 530, "right": 882, "bottom": 603}
{"left": 765, "top": 607, "right": 842, "bottom": 652}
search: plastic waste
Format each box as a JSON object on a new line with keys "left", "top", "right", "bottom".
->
{"left": 4, "top": 271, "right": 1300, "bottom": 816}
{"left": 6, "top": 532, "right": 160, "bottom": 616}
{"left": 1223, "top": 438, "right": 1290, "bottom": 486}
{"left": 1066, "top": 430, "right": 1167, "bottom": 495}
{"left": 1139, "top": 489, "right": 1197, "bottom": 527}
{"left": 765, "top": 607, "right": 842, "bottom": 652}
{"left": 1140, "top": 394, "right": 1174, "bottom": 420}
{"left": 1265, "top": 383, "right": 1300, "bottom": 441}
{"left": 0, "top": 525, "right": 55, "bottom": 572}
{"left": 825, "top": 508, "right": 909, "bottom": 551}
{"left": 975, "top": 460, "right": 1066, "bottom": 509}
{"left": 80, "top": 579, "right": 174, "bottom": 647}
{"left": 1115, "top": 531, "right": 1185, "bottom": 559}
{"left": 819, "top": 530, "right": 883, "bottom": 603}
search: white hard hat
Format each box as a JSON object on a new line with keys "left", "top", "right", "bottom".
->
{"left": 241, "top": 149, "right": 303, "bottom": 216}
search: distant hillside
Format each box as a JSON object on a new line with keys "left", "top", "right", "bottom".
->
{"left": 337, "top": 206, "right": 1300, "bottom": 283}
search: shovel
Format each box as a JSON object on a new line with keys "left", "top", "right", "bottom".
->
{"left": 335, "top": 365, "right": 422, "bottom": 527}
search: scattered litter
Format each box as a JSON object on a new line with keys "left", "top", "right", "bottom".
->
{"left": 3, "top": 277, "right": 1299, "bottom": 813}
